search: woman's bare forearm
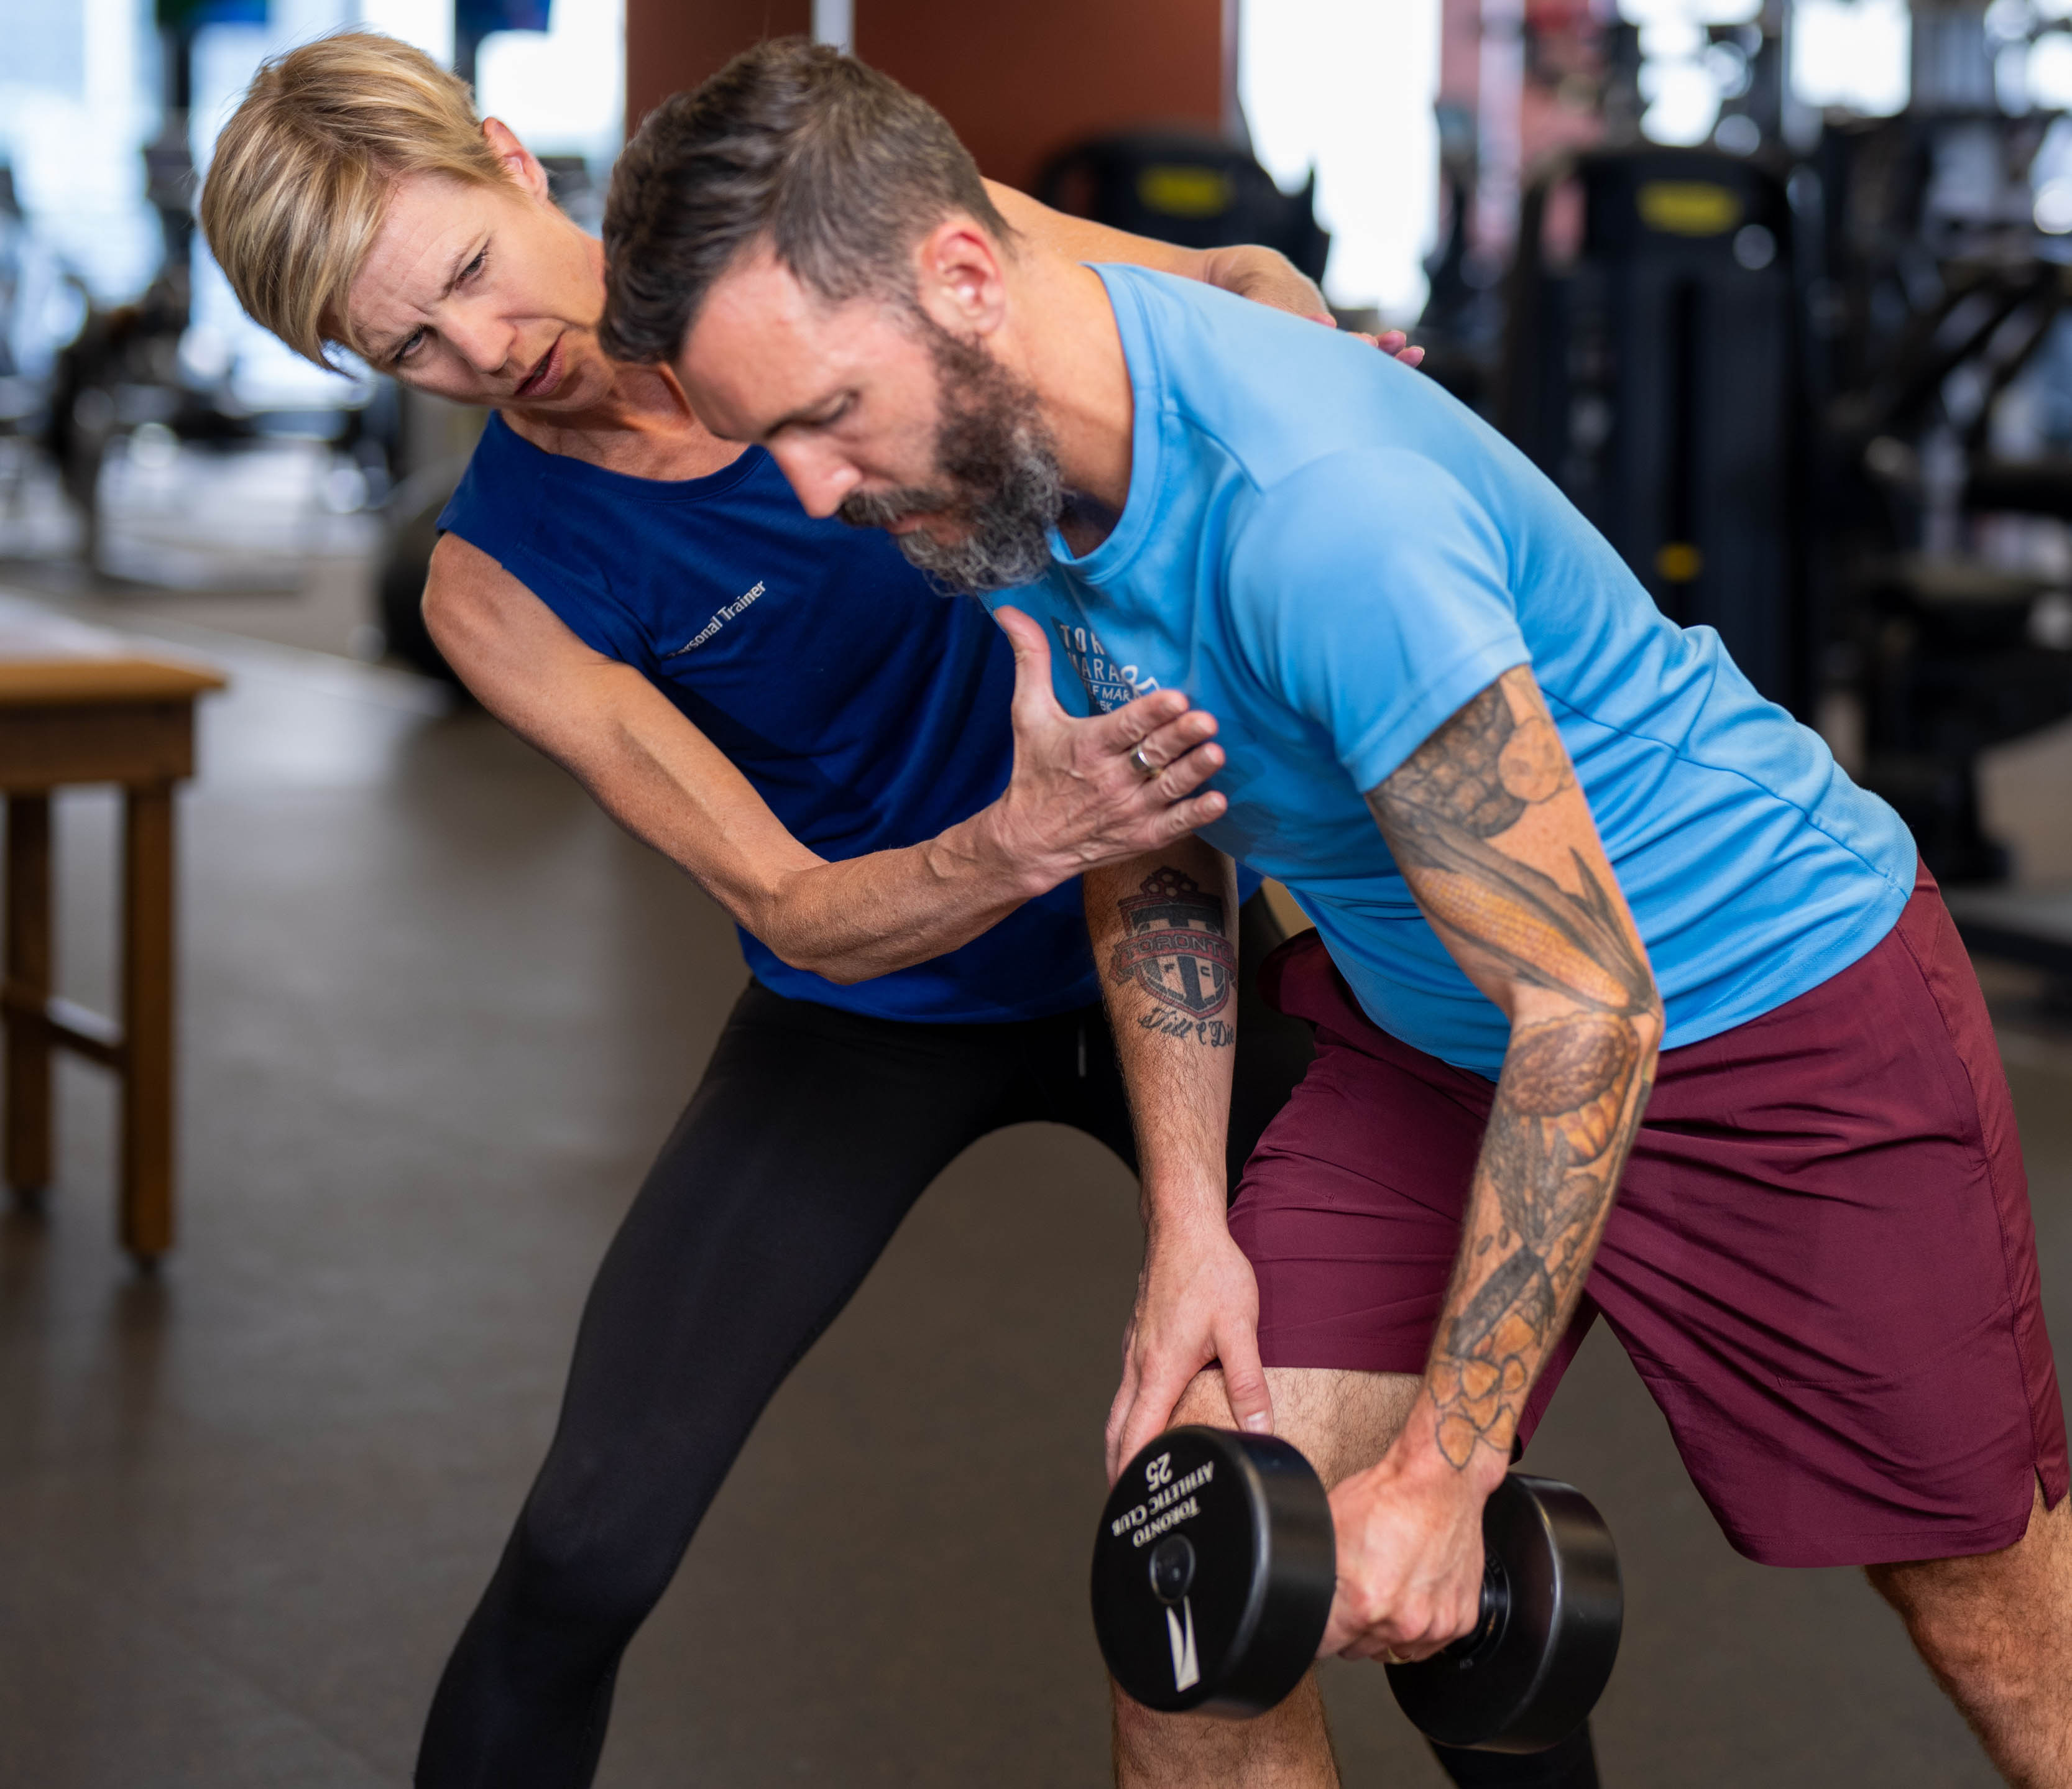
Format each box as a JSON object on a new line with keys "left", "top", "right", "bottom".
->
{"left": 551, "top": 704, "right": 1069, "bottom": 982}
{"left": 427, "top": 538, "right": 1225, "bottom": 986}
{"left": 739, "top": 811, "right": 1058, "bottom": 982}
{"left": 427, "top": 564, "right": 1059, "bottom": 980}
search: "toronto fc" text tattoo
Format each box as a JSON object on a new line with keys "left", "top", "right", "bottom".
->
{"left": 1370, "top": 671, "right": 1660, "bottom": 1470}
{"left": 1106, "top": 867, "right": 1235, "bottom": 1051}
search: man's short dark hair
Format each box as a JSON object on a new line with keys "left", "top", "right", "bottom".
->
{"left": 601, "top": 39, "right": 1014, "bottom": 365}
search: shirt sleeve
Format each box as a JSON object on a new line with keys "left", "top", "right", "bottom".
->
{"left": 436, "top": 451, "right": 650, "bottom": 669}
{"left": 1225, "top": 447, "right": 1529, "bottom": 794}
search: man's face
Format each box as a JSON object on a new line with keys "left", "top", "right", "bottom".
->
{"left": 346, "top": 166, "right": 612, "bottom": 413}
{"left": 673, "top": 246, "right": 1062, "bottom": 591}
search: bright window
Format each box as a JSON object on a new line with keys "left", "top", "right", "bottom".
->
{"left": 1239, "top": 0, "right": 1443, "bottom": 322}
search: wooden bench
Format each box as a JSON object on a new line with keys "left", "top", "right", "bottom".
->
{"left": 0, "top": 600, "right": 225, "bottom": 1264}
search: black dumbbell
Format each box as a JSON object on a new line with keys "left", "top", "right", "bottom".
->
{"left": 1091, "top": 1427, "right": 1622, "bottom": 1752}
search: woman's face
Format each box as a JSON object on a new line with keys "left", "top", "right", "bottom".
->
{"left": 344, "top": 129, "right": 614, "bottom": 413}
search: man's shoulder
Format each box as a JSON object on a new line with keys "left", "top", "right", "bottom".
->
{"left": 1225, "top": 444, "right": 1495, "bottom": 569}
{"left": 1215, "top": 446, "right": 1517, "bottom": 692}
{"left": 1102, "top": 267, "right": 1481, "bottom": 500}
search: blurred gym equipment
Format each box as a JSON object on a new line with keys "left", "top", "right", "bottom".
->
{"left": 1037, "top": 129, "right": 1330, "bottom": 288}
{"left": 1501, "top": 146, "right": 1810, "bottom": 714}
{"left": 1413, "top": 0, "right": 2072, "bottom": 986}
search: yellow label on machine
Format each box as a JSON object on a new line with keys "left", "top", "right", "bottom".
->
{"left": 1636, "top": 181, "right": 1743, "bottom": 237}
{"left": 1655, "top": 542, "right": 1704, "bottom": 582}
{"left": 1138, "top": 165, "right": 1235, "bottom": 219}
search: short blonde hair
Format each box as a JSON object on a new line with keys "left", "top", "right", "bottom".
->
{"left": 201, "top": 29, "right": 508, "bottom": 368}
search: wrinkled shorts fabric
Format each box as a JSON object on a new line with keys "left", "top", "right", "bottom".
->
{"left": 1232, "top": 863, "right": 2067, "bottom": 1566}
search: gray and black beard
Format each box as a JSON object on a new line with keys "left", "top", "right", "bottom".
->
{"left": 838, "top": 319, "right": 1063, "bottom": 592}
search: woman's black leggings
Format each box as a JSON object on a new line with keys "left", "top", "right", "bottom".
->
{"left": 413, "top": 899, "right": 1313, "bottom": 1788}
{"left": 412, "top": 898, "right": 1598, "bottom": 1789}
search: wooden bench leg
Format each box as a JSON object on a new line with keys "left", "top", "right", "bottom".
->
{"left": 121, "top": 782, "right": 175, "bottom": 1264}
{"left": 5, "top": 792, "right": 52, "bottom": 1202}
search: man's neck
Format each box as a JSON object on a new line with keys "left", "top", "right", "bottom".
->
{"left": 999, "top": 251, "right": 1136, "bottom": 521}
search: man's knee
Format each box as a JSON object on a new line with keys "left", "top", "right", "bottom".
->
{"left": 1111, "top": 1669, "right": 1335, "bottom": 1788}
{"left": 1167, "top": 1364, "right": 1423, "bottom": 1486}
{"left": 1170, "top": 1367, "right": 1240, "bottom": 1429}
{"left": 1868, "top": 1483, "right": 2071, "bottom": 1682}
{"left": 1111, "top": 1680, "right": 1215, "bottom": 1757}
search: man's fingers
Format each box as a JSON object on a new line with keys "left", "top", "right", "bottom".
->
{"left": 1217, "top": 1320, "right": 1274, "bottom": 1438}
{"left": 1333, "top": 1619, "right": 1455, "bottom": 1664}
{"left": 1108, "top": 1381, "right": 1163, "bottom": 1483}
{"left": 1105, "top": 1331, "right": 1145, "bottom": 1481}
{"left": 1115, "top": 1357, "right": 1197, "bottom": 1471}
{"left": 1105, "top": 1387, "right": 1134, "bottom": 1482}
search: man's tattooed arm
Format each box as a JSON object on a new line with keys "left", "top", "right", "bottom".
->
{"left": 1103, "top": 863, "right": 1239, "bottom": 1051}
{"left": 1084, "top": 840, "right": 1241, "bottom": 1195}
{"left": 1370, "top": 668, "right": 1662, "bottom": 1471}
{"left": 1087, "top": 843, "right": 1274, "bottom": 1469}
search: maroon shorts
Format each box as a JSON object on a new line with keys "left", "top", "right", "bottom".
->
{"left": 1230, "top": 864, "right": 2068, "bottom": 1567}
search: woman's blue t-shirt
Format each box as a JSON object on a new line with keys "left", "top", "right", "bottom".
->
{"left": 436, "top": 413, "right": 1104, "bottom": 1023}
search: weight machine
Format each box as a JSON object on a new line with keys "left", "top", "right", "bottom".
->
{"left": 1475, "top": 30, "right": 2072, "bottom": 980}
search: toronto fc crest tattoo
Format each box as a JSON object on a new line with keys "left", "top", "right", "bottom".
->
{"left": 1108, "top": 868, "right": 1236, "bottom": 1047}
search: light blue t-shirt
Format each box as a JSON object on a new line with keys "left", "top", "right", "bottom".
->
{"left": 985, "top": 264, "right": 1917, "bottom": 1078}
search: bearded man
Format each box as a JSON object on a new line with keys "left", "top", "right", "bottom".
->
{"left": 599, "top": 40, "right": 2072, "bottom": 1789}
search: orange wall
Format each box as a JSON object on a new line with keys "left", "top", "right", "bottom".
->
{"left": 860, "top": 1, "right": 1233, "bottom": 190}
{"left": 624, "top": 1, "right": 1234, "bottom": 190}
{"left": 624, "top": 0, "right": 812, "bottom": 139}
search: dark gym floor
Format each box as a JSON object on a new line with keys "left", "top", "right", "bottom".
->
{"left": 2, "top": 597, "right": 2068, "bottom": 1788}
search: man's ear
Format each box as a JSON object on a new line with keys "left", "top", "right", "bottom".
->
{"left": 911, "top": 215, "right": 1009, "bottom": 340}
{"left": 481, "top": 117, "right": 550, "bottom": 202}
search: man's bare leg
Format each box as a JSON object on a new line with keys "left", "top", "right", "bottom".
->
{"left": 1112, "top": 1364, "right": 1422, "bottom": 1789}
{"left": 1867, "top": 1484, "right": 2072, "bottom": 1787}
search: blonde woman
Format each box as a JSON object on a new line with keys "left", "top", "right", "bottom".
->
{"left": 200, "top": 32, "right": 1437, "bottom": 1788}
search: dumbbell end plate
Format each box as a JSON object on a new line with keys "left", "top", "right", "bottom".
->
{"left": 1092, "top": 1427, "right": 1335, "bottom": 1718}
{"left": 1386, "top": 1473, "right": 1623, "bottom": 1752}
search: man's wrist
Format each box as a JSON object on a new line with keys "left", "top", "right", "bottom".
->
{"left": 1141, "top": 1174, "right": 1230, "bottom": 1240}
{"left": 1384, "top": 1383, "right": 1513, "bottom": 1498}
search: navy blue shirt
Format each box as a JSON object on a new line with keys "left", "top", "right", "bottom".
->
{"left": 438, "top": 413, "right": 1104, "bottom": 1022}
